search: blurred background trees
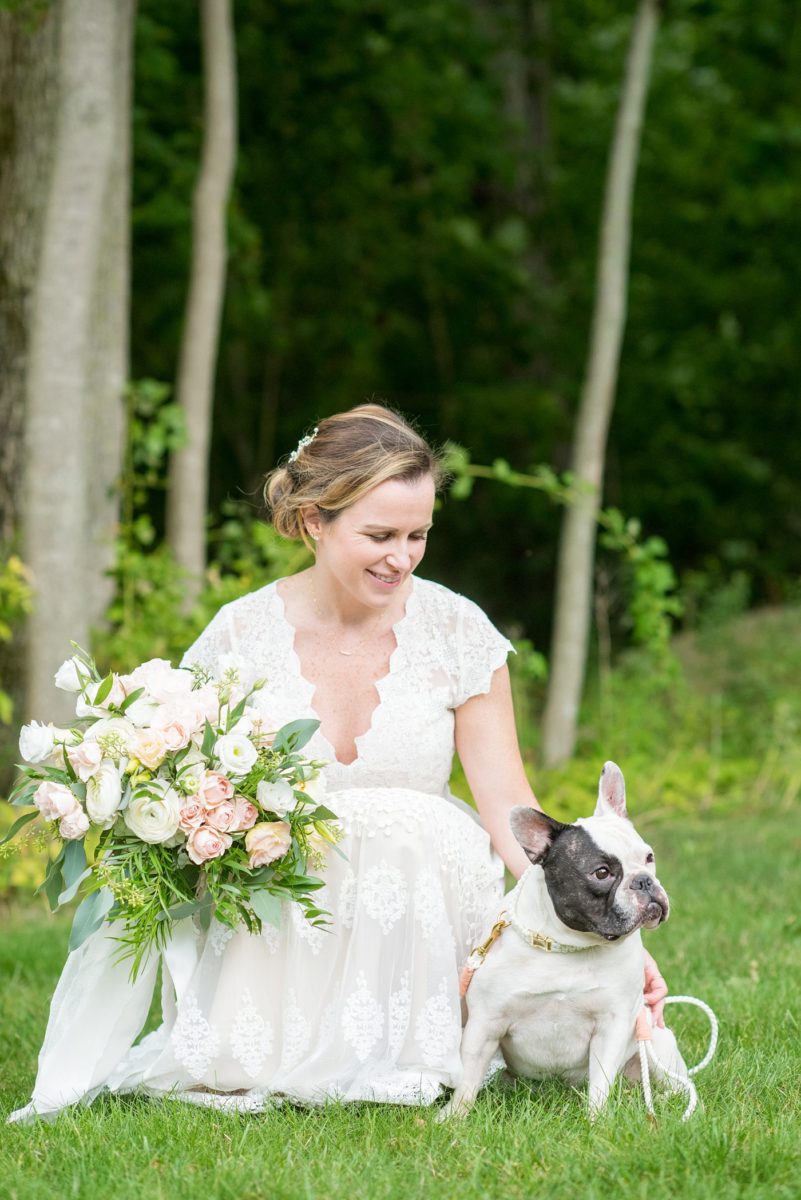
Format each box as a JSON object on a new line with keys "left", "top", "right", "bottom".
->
{"left": 1, "top": 0, "right": 800, "bottom": 753}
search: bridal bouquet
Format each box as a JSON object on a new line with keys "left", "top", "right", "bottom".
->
{"left": 5, "top": 648, "right": 339, "bottom": 977}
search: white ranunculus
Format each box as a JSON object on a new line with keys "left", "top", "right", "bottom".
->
{"left": 256, "top": 778, "right": 296, "bottom": 817}
{"left": 85, "top": 761, "right": 123, "bottom": 829}
{"left": 214, "top": 733, "right": 258, "bottom": 778}
{"left": 124, "top": 781, "right": 182, "bottom": 844}
{"left": 301, "top": 772, "right": 327, "bottom": 804}
{"left": 54, "top": 657, "right": 84, "bottom": 693}
{"left": 19, "top": 721, "right": 55, "bottom": 764}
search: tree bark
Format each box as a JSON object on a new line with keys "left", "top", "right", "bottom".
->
{"left": 22, "top": 0, "right": 135, "bottom": 721}
{"left": 166, "top": 0, "right": 237, "bottom": 594}
{"left": 541, "top": 0, "right": 661, "bottom": 766}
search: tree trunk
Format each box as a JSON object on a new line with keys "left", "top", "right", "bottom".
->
{"left": 541, "top": 0, "right": 661, "bottom": 766}
{"left": 22, "top": 0, "right": 135, "bottom": 722}
{"left": 166, "top": 0, "right": 237, "bottom": 595}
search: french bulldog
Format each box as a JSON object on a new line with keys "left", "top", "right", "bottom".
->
{"left": 442, "top": 761, "right": 689, "bottom": 1119}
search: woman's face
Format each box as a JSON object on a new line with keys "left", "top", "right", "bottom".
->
{"left": 307, "top": 474, "right": 435, "bottom": 609}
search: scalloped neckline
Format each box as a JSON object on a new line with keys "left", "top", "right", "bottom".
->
{"left": 273, "top": 576, "right": 418, "bottom": 767}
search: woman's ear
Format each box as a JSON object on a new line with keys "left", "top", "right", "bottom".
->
{"left": 301, "top": 506, "right": 322, "bottom": 541}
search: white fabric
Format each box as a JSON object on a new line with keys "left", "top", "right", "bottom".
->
{"left": 12, "top": 577, "right": 512, "bottom": 1119}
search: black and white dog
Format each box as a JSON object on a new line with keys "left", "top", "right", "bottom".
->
{"left": 442, "top": 762, "right": 689, "bottom": 1118}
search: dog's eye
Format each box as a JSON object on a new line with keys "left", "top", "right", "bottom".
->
{"left": 593, "top": 866, "right": 611, "bottom": 880}
{"left": 645, "top": 852, "right": 655, "bottom": 864}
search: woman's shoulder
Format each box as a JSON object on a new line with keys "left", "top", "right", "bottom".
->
{"left": 412, "top": 575, "right": 489, "bottom": 622}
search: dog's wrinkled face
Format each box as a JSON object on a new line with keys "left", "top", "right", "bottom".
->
{"left": 509, "top": 762, "right": 669, "bottom": 941}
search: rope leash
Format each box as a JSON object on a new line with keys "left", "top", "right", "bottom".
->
{"left": 635, "top": 995, "right": 719, "bottom": 1121}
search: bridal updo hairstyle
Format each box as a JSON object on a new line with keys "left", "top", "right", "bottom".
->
{"left": 264, "top": 404, "right": 447, "bottom": 549}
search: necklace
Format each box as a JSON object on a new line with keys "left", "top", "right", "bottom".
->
{"left": 309, "top": 581, "right": 392, "bottom": 656}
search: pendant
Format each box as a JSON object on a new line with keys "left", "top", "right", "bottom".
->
{"left": 340, "top": 650, "right": 353, "bottom": 656}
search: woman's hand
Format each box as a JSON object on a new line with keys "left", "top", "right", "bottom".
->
{"left": 643, "top": 949, "right": 668, "bottom": 1028}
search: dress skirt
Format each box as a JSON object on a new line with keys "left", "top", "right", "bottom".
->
{"left": 13, "top": 787, "right": 504, "bottom": 1119}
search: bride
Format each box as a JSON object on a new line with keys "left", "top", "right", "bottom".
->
{"left": 11, "top": 403, "right": 666, "bottom": 1119}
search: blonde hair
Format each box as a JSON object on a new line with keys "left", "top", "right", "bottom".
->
{"left": 264, "top": 403, "right": 447, "bottom": 547}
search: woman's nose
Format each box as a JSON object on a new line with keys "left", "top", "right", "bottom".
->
{"left": 386, "top": 544, "right": 412, "bottom": 570}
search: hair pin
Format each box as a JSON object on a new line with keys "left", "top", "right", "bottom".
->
{"left": 288, "top": 426, "right": 319, "bottom": 464}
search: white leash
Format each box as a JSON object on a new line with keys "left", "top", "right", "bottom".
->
{"left": 637, "top": 995, "right": 719, "bottom": 1121}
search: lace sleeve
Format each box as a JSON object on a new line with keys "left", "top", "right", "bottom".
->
{"left": 453, "top": 595, "right": 515, "bottom": 708}
{"left": 179, "top": 605, "right": 233, "bottom": 672}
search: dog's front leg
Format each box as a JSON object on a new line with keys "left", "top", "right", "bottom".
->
{"left": 587, "top": 1023, "right": 631, "bottom": 1119}
{"left": 438, "top": 1014, "right": 506, "bottom": 1120}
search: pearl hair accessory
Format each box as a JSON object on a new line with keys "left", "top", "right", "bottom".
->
{"left": 288, "top": 427, "right": 319, "bottom": 464}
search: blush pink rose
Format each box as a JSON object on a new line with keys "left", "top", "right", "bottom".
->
{"left": 129, "top": 728, "right": 168, "bottom": 770}
{"left": 245, "top": 820, "right": 291, "bottom": 868}
{"left": 231, "top": 796, "right": 258, "bottom": 832}
{"left": 67, "top": 740, "right": 103, "bottom": 782}
{"left": 186, "top": 824, "right": 232, "bottom": 865}
{"left": 156, "top": 718, "right": 193, "bottom": 752}
{"left": 205, "top": 800, "right": 238, "bottom": 833}
{"left": 198, "top": 771, "right": 234, "bottom": 809}
{"left": 178, "top": 798, "right": 207, "bottom": 832}
{"left": 59, "top": 806, "right": 90, "bottom": 840}
{"left": 34, "top": 780, "right": 81, "bottom": 821}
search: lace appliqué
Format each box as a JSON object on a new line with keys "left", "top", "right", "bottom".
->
{"left": 230, "top": 988, "right": 274, "bottom": 1078}
{"left": 388, "top": 972, "right": 412, "bottom": 1055}
{"left": 414, "top": 867, "right": 455, "bottom": 950}
{"left": 342, "top": 970, "right": 384, "bottom": 1063}
{"left": 280, "top": 989, "right": 311, "bottom": 1071}
{"left": 359, "top": 860, "right": 408, "bottom": 934}
{"left": 338, "top": 867, "right": 357, "bottom": 929}
{"left": 209, "top": 921, "right": 234, "bottom": 957}
{"left": 171, "top": 992, "right": 220, "bottom": 1081}
{"left": 415, "top": 978, "right": 459, "bottom": 1067}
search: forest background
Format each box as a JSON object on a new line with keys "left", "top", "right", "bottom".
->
{"left": 1, "top": 0, "right": 801, "bottom": 842}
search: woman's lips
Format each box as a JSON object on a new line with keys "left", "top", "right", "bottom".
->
{"left": 367, "top": 569, "right": 402, "bottom": 588}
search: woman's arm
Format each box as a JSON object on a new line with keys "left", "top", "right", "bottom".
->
{"left": 454, "top": 662, "right": 538, "bottom": 879}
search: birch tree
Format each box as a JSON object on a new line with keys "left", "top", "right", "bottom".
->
{"left": 541, "top": 0, "right": 662, "bottom": 766}
{"left": 166, "top": 0, "right": 237, "bottom": 593}
{"left": 21, "top": 0, "right": 135, "bottom": 720}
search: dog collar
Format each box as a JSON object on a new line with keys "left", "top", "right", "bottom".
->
{"left": 506, "top": 911, "right": 591, "bottom": 954}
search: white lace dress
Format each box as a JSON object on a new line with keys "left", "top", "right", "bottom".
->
{"left": 14, "top": 576, "right": 512, "bottom": 1118}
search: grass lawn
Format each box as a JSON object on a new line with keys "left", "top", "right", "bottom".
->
{"left": 1, "top": 805, "right": 799, "bottom": 1200}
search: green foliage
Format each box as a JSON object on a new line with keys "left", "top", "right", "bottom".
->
{"left": 0, "top": 554, "right": 32, "bottom": 724}
{"left": 445, "top": 442, "right": 683, "bottom": 662}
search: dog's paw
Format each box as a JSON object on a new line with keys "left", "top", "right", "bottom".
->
{"left": 436, "top": 1097, "right": 472, "bottom": 1122}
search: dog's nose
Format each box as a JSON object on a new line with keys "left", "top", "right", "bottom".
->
{"left": 630, "top": 873, "right": 654, "bottom": 893}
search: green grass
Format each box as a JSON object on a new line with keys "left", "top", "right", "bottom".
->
{"left": 2, "top": 806, "right": 799, "bottom": 1200}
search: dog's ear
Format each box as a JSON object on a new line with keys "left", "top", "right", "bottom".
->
{"left": 509, "top": 806, "right": 569, "bottom": 865}
{"left": 594, "top": 761, "right": 628, "bottom": 819}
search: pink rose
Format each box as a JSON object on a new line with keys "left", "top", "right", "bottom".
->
{"left": 129, "top": 728, "right": 168, "bottom": 770}
{"left": 198, "top": 771, "right": 234, "bottom": 809}
{"left": 245, "top": 820, "right": 291, "bottom": 868}
{"left": 205, "top": 800, "right": 238, "bottom": 833}
{"left": 178, "top": 798, "right": 207, "bottom": 832}
{"left": 157, "top": 718, "right": 193, "bottom": 752}
{"left": 34, "top": 780, "right": 81, "bottom": 821}
{"left": 59, "top": 806, "right": 90, "bottom": 840}
{"left": 231, "top": 796, "right": 258, "bottom": 832}
{"left": 67, "top": 740, "right": 103, "bottom": 782}
{"left": 186, "top": 824, "right": 232, "bottom": 865}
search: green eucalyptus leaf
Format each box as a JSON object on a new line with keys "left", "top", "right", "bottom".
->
{"left": 68, "top": 888, "right": 114, "bottom": 952}
{"left": 250, "top": 889, "right": 282, "bottom": 928}
{"left": 0, "top": 809, "right": 38, "bottom": 844}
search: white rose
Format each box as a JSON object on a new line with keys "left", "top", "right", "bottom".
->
{"left": 124, "top": 781, "right": 182, "bottom": 844}
{"left": 54, "top": 656, "right": 84, "bottom": 693}
{"left": 19, "top": 721, "right": 55, "bottom": 764}
{"left": 85, "top": 761, "right": 123, "bottom": 829}
{"left": 123, "top": 696, "right": 160, "bottom": 728}
{"left": 256, "top": 778, "right": 296, "bottom": 817}
{"left": 125, "top": 659, "right": 192, "bottom": 705}
{"left": 214, "top": 733, "right": 258, "bottom": 778}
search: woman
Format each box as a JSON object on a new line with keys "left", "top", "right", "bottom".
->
{"left": 12, "top": 403, "right": 666, "bottom": 1119}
